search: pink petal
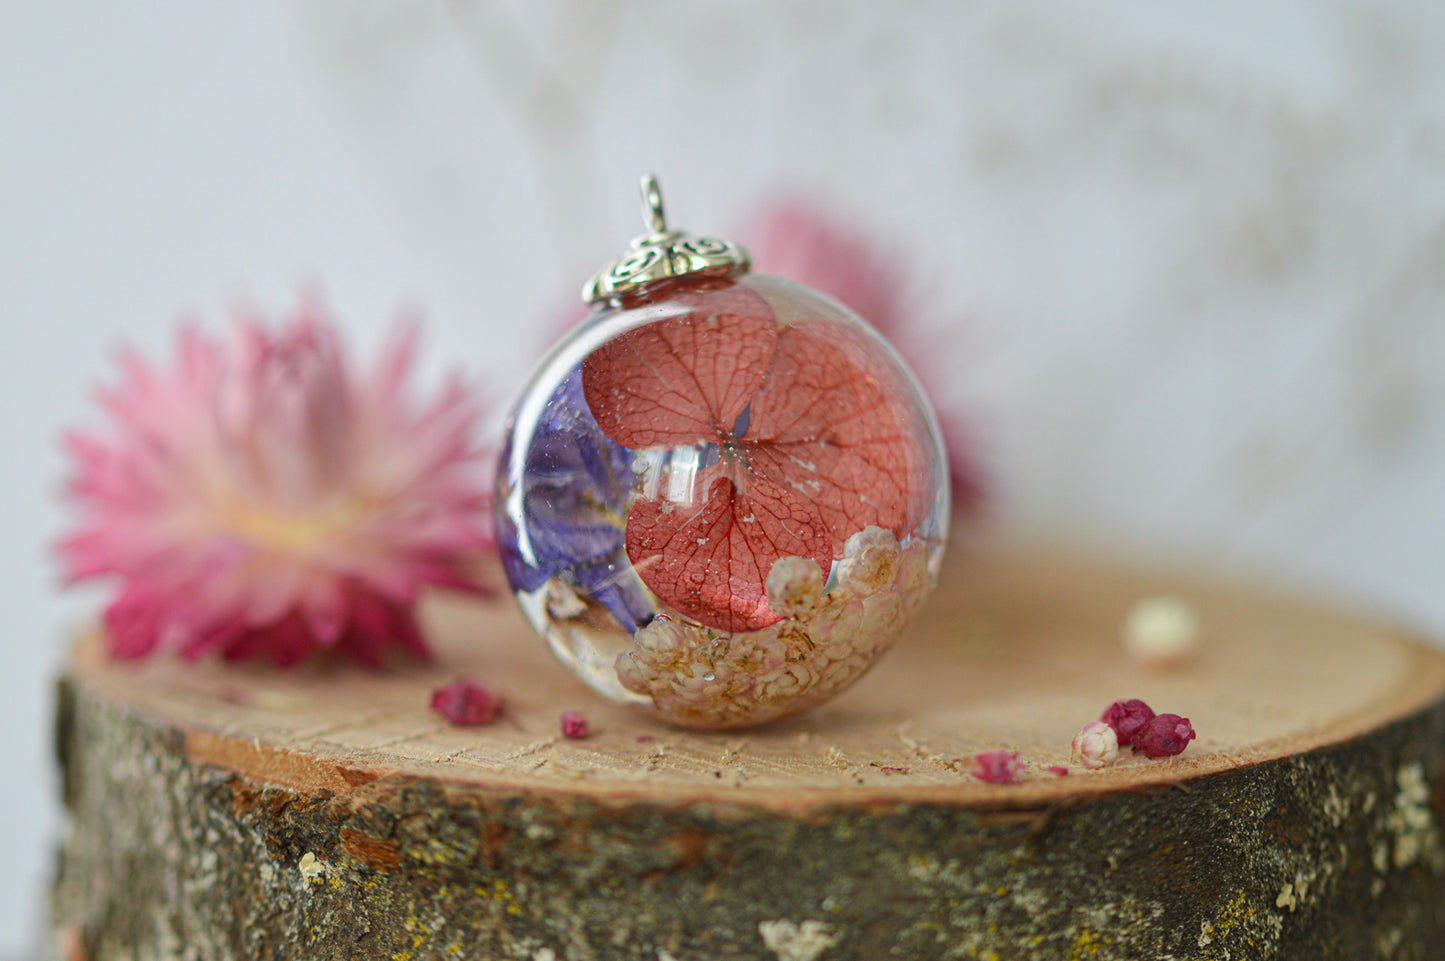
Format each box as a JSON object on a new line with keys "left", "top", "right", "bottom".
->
{"left": 432, "top": 679, "right": 503, "bottom": 726}
{"left": 560, "top": 711, "right": 589, "bottom": 739}
{"left": 103, "top": 587, "right": 165, "bottom": 659}
{"left": 299, "top": 577, "right": 347, "bottom": 646}
{"left": 240, "top": 559, "right": 309, "bottom": 627}
{"left": 225, "top": 613, "right": 314, "bottom": 668}
{"left": 364, "top": 314, "right": 420, "bottom": 410}
{"left": 967, "top": 750, "right": 1025, "bottom": 785}
{"left": 177, "top": 615, "right": 246, "bottom": 660}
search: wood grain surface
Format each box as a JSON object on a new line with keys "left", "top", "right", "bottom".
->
{"left": 51, "top": 546, "right": 1445, "bottom": 960}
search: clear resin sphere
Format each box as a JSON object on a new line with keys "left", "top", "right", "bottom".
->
{"left": 496, "top": 274, "right": 950, "bottom": 728}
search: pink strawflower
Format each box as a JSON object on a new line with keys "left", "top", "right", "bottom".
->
{"left": 1100, "top": 698, "right": 1157, "bottom": 747}
{"left": 965, "top": 750, "right": 1025, "bottom": 785}
{"left": 560, "top": 711, "right": 589, "bottom": 739}
{"left": 59, "top": 301, "right": 493, "bottom": 666}
{"left": 432, "top": 680, "right": 503, "bottom": 725}
{"left": 740, "top": 200, "right": 987, "bottom": 514}
{"left": 1133, "top": 714, "right": 1197, "bottom": 758}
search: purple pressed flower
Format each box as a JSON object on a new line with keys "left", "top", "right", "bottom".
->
{"left": 1101, "top": 698, "right": 1156, "bottom": 747}
{"left": 560, "top": 710, "right": 589, "bottom": 739}
{"left": 1133, "top": 714, "right": 1196, "bottom": 757}
{"left": 966, "top": 750, "right": 1024, "bottom": 784}
{"left": 432, "top": 679, "right": 503, "bottom": 726}
{"left": 497, "top": 366, "right": 652, "bottom": 631}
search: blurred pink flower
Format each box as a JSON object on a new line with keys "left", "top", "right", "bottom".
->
{"left": 59, "top": 302, "right": 493, "bottom": 667}
{"left": 740, "top": 200, "right": 987, "bottom": 514}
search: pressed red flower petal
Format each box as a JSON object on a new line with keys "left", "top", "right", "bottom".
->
{"left": 431, "top": 679, "right": 503, "bottom": 726}
{"left": 625, "top": 472, "right": 832, "bottom": 632}
{"left": 967, "top": 750, "right": 1025, "bottom": 784}
{"left": 582, "top": 283, "right": 934, "bottom": 632}
{"left": 748, "top": 321, "right": 930, "bottom": 549}
{"left": 560, "top": 711, "right": 589, "bottom": 739}
{"left": 581, "top": 283, "right": 778, "bottom": 450}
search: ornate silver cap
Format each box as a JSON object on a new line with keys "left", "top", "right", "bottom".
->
{"left": 582, "top": 174, "right": 751, "bottom": 305}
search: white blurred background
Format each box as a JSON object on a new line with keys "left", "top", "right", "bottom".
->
{"left": 3, "top": 1, "right": 1444, "bottom": 952}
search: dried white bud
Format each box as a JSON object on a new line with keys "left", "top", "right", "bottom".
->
{"left": 1071, "top": 721, "right": 1119, "bottom": 769}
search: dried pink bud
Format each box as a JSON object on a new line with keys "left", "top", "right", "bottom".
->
{"left": 431, "top": 680, "right": 503, "bottom": 726}
{"left": 1101, "top": 699, "right": 1156, "bottom": 746}
{"left": 1071, "top": 721, "right": 1120, "bottom": 768}
{"left": 966, "top": 750, "right": 1025, "bottom": 784}
{"left": 560, "top": 711, "right": 589, "bottom": 739}
{"left": 1133, "top": 714, "right": 1196, "bottom": 757}
{"left": 1047, "top": 766, "right": 1070, "bottom": 777}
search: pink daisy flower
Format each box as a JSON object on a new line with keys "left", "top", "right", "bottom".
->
{"left": 59, "top": 301, "right": 493, "bottom": 667}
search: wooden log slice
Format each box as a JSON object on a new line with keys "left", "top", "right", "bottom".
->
{"left": 51, "top": 548, "right": 1445, "bottom": 961}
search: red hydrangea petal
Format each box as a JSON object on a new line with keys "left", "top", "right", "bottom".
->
{"left": 560, "top": 711, "right": 589, "bottom": 739}
{"left": 581, "top": 283, "right": 778, "bottom": 450}
{"left": 748, "top": 321, "right": 932, "bottom": 549}
{"left": 625, "top": 471, "right": 832, "bottom": 632}
{"left": 968, "top": 750, "right": 1025, "bottom": 784}
{"left": 431, "top": 679, "right": 504, "bottom": 726}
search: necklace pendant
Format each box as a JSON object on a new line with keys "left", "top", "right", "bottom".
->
{"left": 497, "top": 175, "right": 950, "bottom": 729}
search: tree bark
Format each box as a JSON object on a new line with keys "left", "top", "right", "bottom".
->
{"left": 50, "top": 550, "right": 1445, "bottom": 960}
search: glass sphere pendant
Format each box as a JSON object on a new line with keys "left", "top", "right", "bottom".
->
{"left": 496, "top": 176, "right": 950, "bottom": 729}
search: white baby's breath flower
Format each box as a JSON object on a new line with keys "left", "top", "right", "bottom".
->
{"left": 837, "top": 526, "right": 901, "bottom": 594}
{"left": 766, "top": 556, "right": 825, "bottom": 617}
